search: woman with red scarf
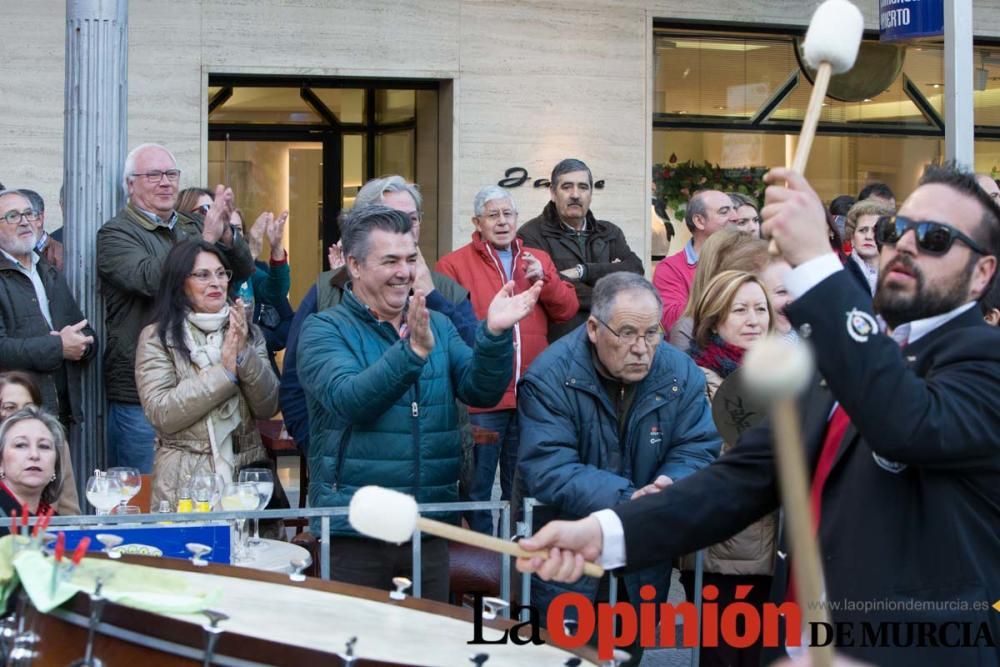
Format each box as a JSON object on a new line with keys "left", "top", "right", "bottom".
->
{"left": 682, "top": 269, "right": 777, "bottom": 667}
{"left": 0, "top": 405, "right": 61, "bottom": 537}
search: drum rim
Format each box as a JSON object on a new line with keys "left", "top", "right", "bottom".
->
{"left": 41, "top": 554, "right": 600, "bottom": 666}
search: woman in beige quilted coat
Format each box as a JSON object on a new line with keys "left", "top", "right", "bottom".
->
{"left": 134, "top": 240, "right": 279, "bottom": 511}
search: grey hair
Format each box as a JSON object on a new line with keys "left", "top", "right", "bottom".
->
{"left": 590, "top": 273, "right": 662, "bottom": 323}
{"left": 340, "top": 204, "right": 413, "bottom": 265}
{"left": 0, "top": 405, "right": 64, "bottom": 506}
{"left": 122, "top": 143, "right": 178, "bottom": 197}
{"left": 16, "top": 189, "right": 45, "bottom": 214}
{"left": 0, "top": 189, "right": 30, "bottom": 205}
{"left": 473, "top": 185, "right": 518, "bottom": 216}
{"left": 684, "top": 190, "right": 712, "bottom": 233}
{"left": 728, "top": 192, "right": 757, "bottom": 210}
{"left": 355, "top": 175, "right": 422, "bottom": 214}
{"left": 550, "top": 158, "right": 593, "bottom": 191}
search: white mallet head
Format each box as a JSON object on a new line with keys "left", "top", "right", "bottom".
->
{"left": 348, "top": 486, "right": 419, "bottom": 543}
{"left": 802, "top": 0, "right": 864, "bottom": 74}
{"left": 742, "top": 336, "right": 815, "bottom": 401}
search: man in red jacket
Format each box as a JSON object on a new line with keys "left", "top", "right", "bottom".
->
{"left": 437, "top": 185, "right": 579, "bottom": 534}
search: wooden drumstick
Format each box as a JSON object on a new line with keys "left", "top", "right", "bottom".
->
{"left": 769, "top": 0, "right": 864, "bottom": 256}
{"left": 349, "top": 486, "right": 605, "bottom": 578}
{"left": 743, "top": 337, "right": 833, "bottom": 667}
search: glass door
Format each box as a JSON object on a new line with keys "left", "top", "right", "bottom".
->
{"left": 208, "top": 138, "right": 327, "bottom": 308}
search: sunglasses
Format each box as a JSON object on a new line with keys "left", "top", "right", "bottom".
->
{"left": 875, "top": 215, "right": 989, "bottom": 256}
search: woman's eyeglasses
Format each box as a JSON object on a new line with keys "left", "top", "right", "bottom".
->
{"left": 189, "top": 269, "right": 233, "bottom": 283}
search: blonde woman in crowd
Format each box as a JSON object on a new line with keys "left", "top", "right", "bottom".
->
{"left": 682, "top": 269, "right": 777, "bottom": 667}
{"left": 668, "top": 228, "right": 769, "bottom": 352}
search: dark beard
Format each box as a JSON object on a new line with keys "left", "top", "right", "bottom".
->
{"left": 874, "top": 254, "right": 976, "bottom": 329}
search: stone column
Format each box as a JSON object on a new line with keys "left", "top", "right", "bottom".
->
{"left": 64, "top": 0, "right": 128, "bottom": 492}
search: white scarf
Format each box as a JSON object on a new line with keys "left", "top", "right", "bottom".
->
{"left": 185, "top": 306, "right": 241, "bottom": 481}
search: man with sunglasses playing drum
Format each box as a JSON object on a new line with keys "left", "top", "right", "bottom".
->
{"left": 516, "top": 162, "right": 1000, "bottom": 667}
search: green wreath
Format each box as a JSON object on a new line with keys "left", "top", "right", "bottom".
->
{"left": 653, "top": 157, "right": 767, "bottom": 222}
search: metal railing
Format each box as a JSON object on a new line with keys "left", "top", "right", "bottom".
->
{"left": 518, "top": 498, "right": 703, "bottom": 666}
{"left": 39, "top": 496, "right": 705, "bottom": 663}
{"left": 40, "top": 500, "right": 512, "bottom": 607}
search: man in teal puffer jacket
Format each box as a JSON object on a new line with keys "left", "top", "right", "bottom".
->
{"left": 298, "top": 204, "right": 542, "bottom": 601}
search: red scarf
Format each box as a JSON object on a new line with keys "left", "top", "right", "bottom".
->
{"left": 0, "top": 480, "right": 52, "bottom": 518}
{"left": 688, "top": 334, "right": 746, "bottom": 379}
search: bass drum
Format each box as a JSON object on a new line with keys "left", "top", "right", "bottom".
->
{"left": 31, "top": 555, "right": 599, "bottom": 666}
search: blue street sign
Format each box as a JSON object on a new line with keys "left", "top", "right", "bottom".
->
{"left": 879, "top": 0, "right": 944, "bottom": 42}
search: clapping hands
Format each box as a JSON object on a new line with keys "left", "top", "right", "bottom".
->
{"left": 407, "top": 290, "right": 435, "bottom": 359}
{"left": 328, "top": 241, "right": 345, "bottom": 271}
{"left": 521, "top": 252, "right": 544, "bottom": 283}
{"left": 249, "top": 210, "right": 289, "bottom": 261}
{"left": 221, "top": 299, "right": 249, "bottom": 374}
{"left": 265, "top": 210, "right": 288, "bottom": 260}
{"left": 485, "top": 280, "right": 543, "bottom": 335}
{"left": 202, "top": 185, "right": 235, "bottom": 244}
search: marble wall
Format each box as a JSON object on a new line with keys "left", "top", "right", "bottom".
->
{"left": 4, "top": 0, "right": 1000, "bottom": 268}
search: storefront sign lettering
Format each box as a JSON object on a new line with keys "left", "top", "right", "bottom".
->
{"left": 497, "top": 167, "right": 605, "bottom": 189}
{"left": 879, "top": 0, "right": 943, "bottom": 42}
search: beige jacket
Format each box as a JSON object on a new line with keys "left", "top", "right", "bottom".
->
{"left": 134, "top": 323, "right": 279, "bottom": 511}
{"left": 55, "top": 440, "right": 80, "bottom": 515}
{"left": 679, "top": 366, "right": 777, "bottom": 576}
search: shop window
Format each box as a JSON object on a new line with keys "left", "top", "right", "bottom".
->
{"left": 652, "top": 27, "right": 1000, "bottom": 255}
{"left": 208, "top": 87, "right": 324, "bottom": 125}
{"left": 376, "top": 129, "right": 415, "bottom": 182}
{"left": 376, "top": 90, "right": 416, "bottom": 124}
{"left": 769, "top": 72, "right": 934, "bottom": 129}
{"left": 312, "top": 89, "right": 366, "bottom": 124}
{"left": 654, "top": 28, "right": 1000, "bottom": 133}
{"left": 207, "top": 77, "right": 440, "bottom": 310}
{"left": 654, "top": 36, "right": 797, "bottom": 120}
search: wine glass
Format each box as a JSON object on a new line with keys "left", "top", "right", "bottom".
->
{"left": 191, "top": 472, "right": 225, "bottom": 512}
{"left": 220, "top": 482, "right": 259, "bottom": 563}
{"left": 238, "top": 468, "right": 274, "bottom": 546}
{"left": 86, "top": 474, "right": 123, "bottom": 516}
{"left": 107, "top": 467, "right": 141, "bottom": 513}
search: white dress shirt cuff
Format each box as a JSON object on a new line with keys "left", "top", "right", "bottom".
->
{"left": 785, "top": 253, "right": 843, "bottom": 299}
{"left": 592, "top": 509, "right": 626, "bottom": 570}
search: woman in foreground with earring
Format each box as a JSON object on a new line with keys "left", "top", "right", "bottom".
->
{"left": 0, "top": 405, "right": 63, "bottom": 535}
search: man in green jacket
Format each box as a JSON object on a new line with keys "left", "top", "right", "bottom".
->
{"left": 97, "top": 143, "right": 255, "bottom": 472}
{"left": 298, "top": 204, "right": 541, "bottom": 601}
